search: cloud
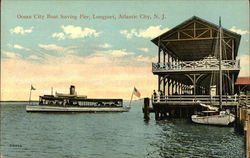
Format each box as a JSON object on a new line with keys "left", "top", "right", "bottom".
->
{"left": 138, "top": 48, "right": 149, "bottom": 52}
{"left": 239, "top": 55, "right": 250, "bottom": 77}
{"left": 3, "top": 51, "right": 21, "bottom": 59}
{"left": 52, "top": 25, "right": 101, "bottom": 40}
{"left": 134, "top": 55, "right": 157, "bottom": 63}
{"left": 38, "top": 44, "right": 77, "bottom": 54}
{"left": 51, "top": 32, "right": 65, "bottom": 40}
{"left": 120, "top": 29, "right": 137, "bottom": 39}
{"left": 10, "top": 26, "right": 33, "bottom": 34}
{"left": 28, "top": 55, "right": 40, "bottom": 60}
{"left": 109, "top": 50, "right": 133, "bottom": 57}
{"left": 229, "top": 26, "right": 249, "bottom": 35}
{"left": 120, "top": 25, "right": 169, "bottom": 39}
{"left": 1, "top": 52, "right": 156, "bottom": 100}
{"left": 14, "top": 44, "right": 30, "bottom": 51}
{"left": 94, "top": 49, "right": 134, "bottom": 57}
{"left": 98, "top": 43, "right": 112, "bottom": 48}
{"left": 38, "top": 44, "right": 64, "bottom": 51}
{"left": 14, "top": 44, "right": 24, "bottom": 49}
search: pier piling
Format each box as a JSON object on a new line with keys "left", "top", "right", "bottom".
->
{"left": 143, "top": 98, "right": 150, "bottom": 121}
{"left": 246, "top": 113, "right": 250, "bottom": 158}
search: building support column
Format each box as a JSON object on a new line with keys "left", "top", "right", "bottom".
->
{"left": 177, "top": 82, "right": 179, "bottom": 94}
{"left": 232, "top": 74, "right": 235, "bottom": 94}
{"left": 176, "top": 58, "right": 179, "bottom": 69}
{"left": 232, "top": 39, "right": 235, "bottom": 60}
{"left": 163, "top": 51, "right": 166, "bottom": 66}
{"left": 171, "top": 80, "right": 174, "bottom": 95}
{"left": 172, "top": 80, "right": 175, "bottom": 94}
{"left": 173, "top": 58, "right": 175, "bottom": 69}
{"left": 179, "top": 83, "right": 181, "bottom": 94}
{"left": 170, "top": 56, "right": 173, "bottom": 69}
{"left": 165, "top": 78, "right": 168, "bottom": 96}
{"left": 180, "top": 84, "right": 183, "bottom": 95}
{"left": 163, "top": 76, "right": 166, "bottom": 95}
{"left": 158, "top": 39, "right": 161, "bottom": 63}
{"left": 168, "top": 79, "right": 171, "bottom": 95}
{"left": 185, "top": 74, "right": 205, "bottom": 95}
{"left": 168, "top": 54, "right": 170, "bottom": 69}
{"left": 158, "top": 75, "right": 161, "bottom": 92}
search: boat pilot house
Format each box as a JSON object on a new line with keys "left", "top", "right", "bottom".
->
{"left": 151, "top": 16, "right": 242, "bottom": 118}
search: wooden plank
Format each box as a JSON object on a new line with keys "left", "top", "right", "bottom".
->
{"left": 246, "top": 112, "right": 250, "bottom": 158}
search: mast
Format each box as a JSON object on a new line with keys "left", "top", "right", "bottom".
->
{"left": 219, "top": 17, "right": 222, "bottom": 109}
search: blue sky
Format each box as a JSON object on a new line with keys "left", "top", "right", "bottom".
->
{"left": 1, "top": 0, "right": 249, "bottom": 100}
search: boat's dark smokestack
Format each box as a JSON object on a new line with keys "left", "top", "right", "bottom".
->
{"left": 70, "top": 85, "right": 75, "bottom": 95}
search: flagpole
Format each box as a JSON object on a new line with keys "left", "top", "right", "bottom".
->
{"left": 29, "top": 86, "right": 32, "bottom": 105}
{"left": 129, "top": 87, "right": 134, "bottom": 107}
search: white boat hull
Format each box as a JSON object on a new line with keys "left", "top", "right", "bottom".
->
{"left": 191, "top": 113, "right": 235, "bottom": 126}
{"left": 26, "top": 105, "right": 129, "bottom": 112}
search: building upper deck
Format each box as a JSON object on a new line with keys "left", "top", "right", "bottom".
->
{"left": 152, "top": 58, "right": 240, "bottom": 74}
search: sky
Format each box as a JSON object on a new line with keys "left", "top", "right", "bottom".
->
{"left": 1, "top": 0, "right": 249, "bottom": 101}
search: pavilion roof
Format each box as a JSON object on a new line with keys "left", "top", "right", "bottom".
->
{"left": 151, "top": 16, "right": 241, "bottom": 61}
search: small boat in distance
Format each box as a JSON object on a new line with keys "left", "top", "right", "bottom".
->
{"left": 26, "top": 85, "right": 129, "bottom": 112}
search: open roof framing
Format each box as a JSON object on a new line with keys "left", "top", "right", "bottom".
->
{"left": 151, "top": 16, "right": 241, "bottom": 61}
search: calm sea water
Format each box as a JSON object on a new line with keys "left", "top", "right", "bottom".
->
{"left": 0, "top": 101, "right": 245, "bottom": 158}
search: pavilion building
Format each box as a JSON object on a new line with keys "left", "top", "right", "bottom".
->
{"left": 150, "top": 16, "right": 241, "bottom": 118}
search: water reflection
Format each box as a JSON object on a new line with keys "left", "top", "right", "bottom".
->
{"left": 148, "top": 119, "right": 244, "bottom": 158}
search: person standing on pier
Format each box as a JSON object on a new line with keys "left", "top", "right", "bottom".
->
{"left": 153, "top": 90, "right": 157, "bottom": 102}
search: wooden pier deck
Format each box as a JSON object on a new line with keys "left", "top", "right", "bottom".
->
{"left": 143, "top": 95, "right": 240, "bottom": 120}
{"left": 144, "top": 92, "right": 249, "bottom": 117}
{"left": 152, "top": 95, "right": 239, "bottom": 106}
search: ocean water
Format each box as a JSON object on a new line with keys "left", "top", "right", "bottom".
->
{"left": 0, "top": 101, "right": 245, "bottom": 158}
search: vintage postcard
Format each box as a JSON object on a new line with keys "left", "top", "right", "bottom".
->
{"left": 1, "top": 0, "right": 249, "bottom": 158}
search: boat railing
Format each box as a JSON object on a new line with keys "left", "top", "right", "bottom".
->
{"left": 39, "top": 97, "right": 123, "bottom": 107}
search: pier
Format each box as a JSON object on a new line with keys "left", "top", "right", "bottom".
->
{"left": 144, "top": 16, "right": 243, "bottom": 120}
{"left": 236, "top": 94, "right": 250, "bottom": 158}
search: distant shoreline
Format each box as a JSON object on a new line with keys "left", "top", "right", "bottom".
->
{"left": 0, "top": 100, "right": 38, "bottom": 102}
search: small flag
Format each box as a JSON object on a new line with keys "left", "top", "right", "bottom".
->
{"left": 31, "top": 85, "right": 36, "bottom": 90}
{"left": 133, "top": 87, "right": 141, "bottom": 98}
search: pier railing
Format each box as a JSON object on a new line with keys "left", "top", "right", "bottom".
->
{"left": 152, "top": 94, "right": 239, "bottom": 106}
{"left": 152, "top": 59, "right": 240, "bottom": 72}
{"left": 239, "top": 94, "right": 250, "bottom": 107}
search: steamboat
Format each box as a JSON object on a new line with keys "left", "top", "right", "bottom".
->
{"left": 26, "top": 85, "right": 129, "bottom": 112}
